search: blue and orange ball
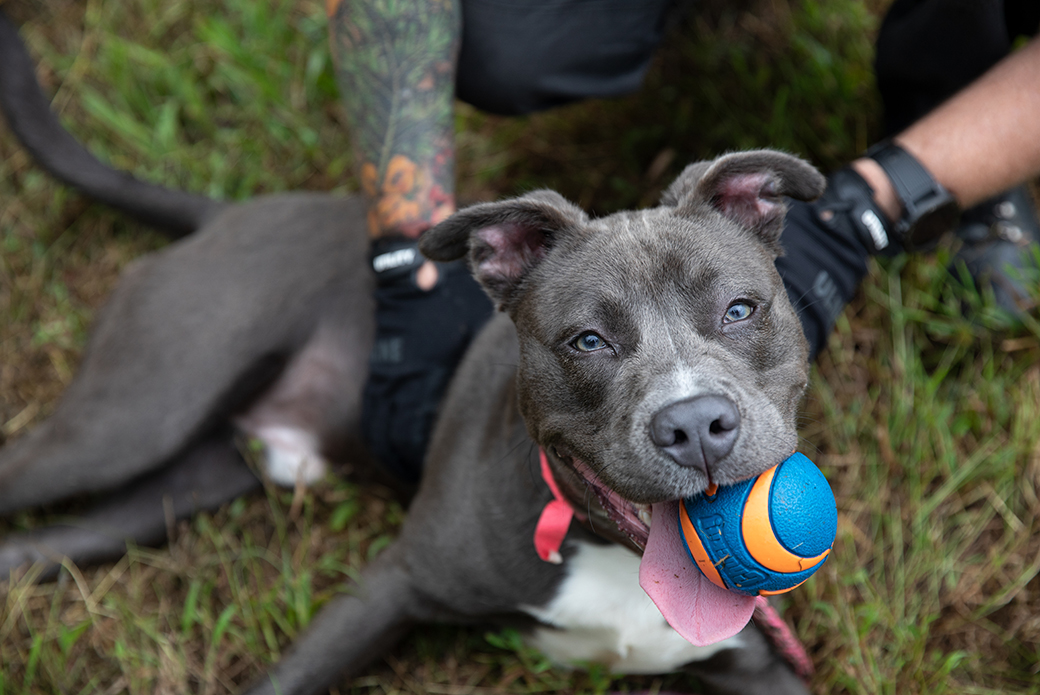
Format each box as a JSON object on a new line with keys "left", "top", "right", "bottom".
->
{"left": 678, "top": 452, "right": 837, "bottom": 596}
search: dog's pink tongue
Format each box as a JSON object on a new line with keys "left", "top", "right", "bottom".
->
{"left": 639, "top": 500, "right": 755, "bottom": 646}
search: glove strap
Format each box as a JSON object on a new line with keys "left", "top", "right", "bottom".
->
{"left": 867, "top": 141, "right": 959, "bottom": 249}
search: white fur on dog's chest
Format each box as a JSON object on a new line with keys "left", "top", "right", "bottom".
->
{"left": 520, "top": 542, "right": 740, "bottom": 674}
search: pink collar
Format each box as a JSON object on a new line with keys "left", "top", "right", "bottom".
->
{"left": 534, "top": 449, "right": 580, "bottom": 564}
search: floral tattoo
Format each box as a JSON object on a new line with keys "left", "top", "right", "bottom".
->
{"left": 329, "top": 0, "right": 459, "bottom": 238}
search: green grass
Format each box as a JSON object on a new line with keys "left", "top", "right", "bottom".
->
{"left": 2, "top": 0, "right": 1040, "bottom": 693}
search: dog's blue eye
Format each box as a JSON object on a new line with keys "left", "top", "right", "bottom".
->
{"left": 724, "top": 302, "right": 753, "bottom": 324}
{"left": 573, "top": 332, "right": 609, "bottom": 352}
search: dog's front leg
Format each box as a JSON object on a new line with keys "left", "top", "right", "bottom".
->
{"left": 244, "top": 543, "right": 421, "bottom": 695}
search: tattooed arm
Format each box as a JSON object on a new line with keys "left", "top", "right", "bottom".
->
{"left": 328, "top": 0, "right": 459, "bottom": 239}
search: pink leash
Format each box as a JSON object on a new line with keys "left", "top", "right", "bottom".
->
{"left": 752, "top": 596, "right": 815, "bottom": 681}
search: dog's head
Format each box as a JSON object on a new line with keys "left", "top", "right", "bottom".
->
{"left": 423, "top": 150, "right": 822, "bottom": 496}
{"left": 422, "top": 150, "right": 825, "bottom": 644}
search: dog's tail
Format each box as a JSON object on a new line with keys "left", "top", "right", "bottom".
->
{"left": 0, "top": 9, "right": 228, "bottom": 238}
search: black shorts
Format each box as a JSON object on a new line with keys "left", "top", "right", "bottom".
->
{"left": 456, "top": 0, "right": 1039, "bottom": 123}
{"left": 876, "top": 0, "right": 1040, "bottom": 134}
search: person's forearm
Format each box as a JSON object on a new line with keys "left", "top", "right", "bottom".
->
{"left": 854, "top": 35, "right": 1040, "bottom": 220}
{"left": 328, "top": 0, "right": 460, "bottom": 239}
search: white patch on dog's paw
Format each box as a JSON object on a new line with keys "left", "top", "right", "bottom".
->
{"left": 251, "top": 426, "right": 328, "bottom": 488}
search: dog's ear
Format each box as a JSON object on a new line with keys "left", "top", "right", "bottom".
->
{"left": 662, "top": 150, "right": 825, "bottom": 254}
{"left": 420, "top": 190, "right": 587, "bottom": 310}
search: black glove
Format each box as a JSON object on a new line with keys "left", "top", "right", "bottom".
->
{"left": 361, "top": 237, "right": 494, "bottom": 483}
{"left": 778, "top": 166, "right": 895, "bottom": 361}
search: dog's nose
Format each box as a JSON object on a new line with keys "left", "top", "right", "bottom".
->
{"left": 650, "top": 395, "right": 740, "bottom": 472}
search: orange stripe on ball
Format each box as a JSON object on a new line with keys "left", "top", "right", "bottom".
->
{"left": 679, "top": 499, "right": 728, "bottom": 591}
{"left": 741, "top": 465, "right": 830, "bottom": 574}
{"left": 758, "top": 577, "right": 810, "bottom": 596}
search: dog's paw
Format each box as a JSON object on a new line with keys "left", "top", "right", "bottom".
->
{"left": 250, "top": 425, "right": 329, "bottom": 488}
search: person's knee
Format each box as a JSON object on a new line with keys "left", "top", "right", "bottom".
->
{"left": 456, "top": 0, "right": 673, "bottom": 116}
{"left": 455, "top": 38, "right": 566, "bottom": 115}
{"left": 456, "top": 43, "right": 651, "bottom": 115}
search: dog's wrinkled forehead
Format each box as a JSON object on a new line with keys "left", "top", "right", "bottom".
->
{"left": 520, "top": 205, "right": 782, "bottom": 331}
{"left": 543, "top": 206, "right": 778, "bottom": 295}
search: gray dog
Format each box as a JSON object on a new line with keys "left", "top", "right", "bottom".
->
{"left": 0, "top": 11, "right": 824, "bottom": 695}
